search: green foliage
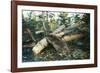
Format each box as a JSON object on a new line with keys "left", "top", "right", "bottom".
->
{"left": 58, "top": 12, "right": 69, "bottom": 27}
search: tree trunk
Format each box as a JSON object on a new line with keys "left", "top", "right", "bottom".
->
{"left": 32, "top": 33, "right": 83, "bottom": 55}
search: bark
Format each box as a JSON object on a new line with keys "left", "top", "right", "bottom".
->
{"left": 47, "top": 35, "right": 70, "bottom": 56}
{"left": 52, "top": 25, "right": 65, "bottom": 34}
{"left": 66, "top": 22, "right": 80, "bottom": 30}
{"left": 49, "top": 22, "right": 80, "bottom": 36}
{"left": 26, "top": 28, "right": 36, "bottom": 41}
{"left": 55, "top": 29, "right": 81, "bottom": 38}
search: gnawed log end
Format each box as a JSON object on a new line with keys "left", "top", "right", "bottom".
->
{"left": 32, "top": 38, "right": 48, "bottom": 55}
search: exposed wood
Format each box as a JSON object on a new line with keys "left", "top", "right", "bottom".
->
{"left": 32, "top": 38, "right": 48, "bottom": 55}
{"left": 62, "top": 34, "right": 83, "bottom": 42}
{"left": 55, "top": 32, "right": 64, "bottom": 37}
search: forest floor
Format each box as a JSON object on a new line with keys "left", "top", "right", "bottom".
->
{"left": 22, "top": 38, "right": 90, "bottom": 62}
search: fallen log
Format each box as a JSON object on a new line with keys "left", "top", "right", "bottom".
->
{"left": 31, "top": 22, "right": 83, "bottom": 55}
{"left": 32, "top": 33, "right": 84, "bottom": 55}
{"left": 24, "top": 22, "right": 81, "bottom": 48}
